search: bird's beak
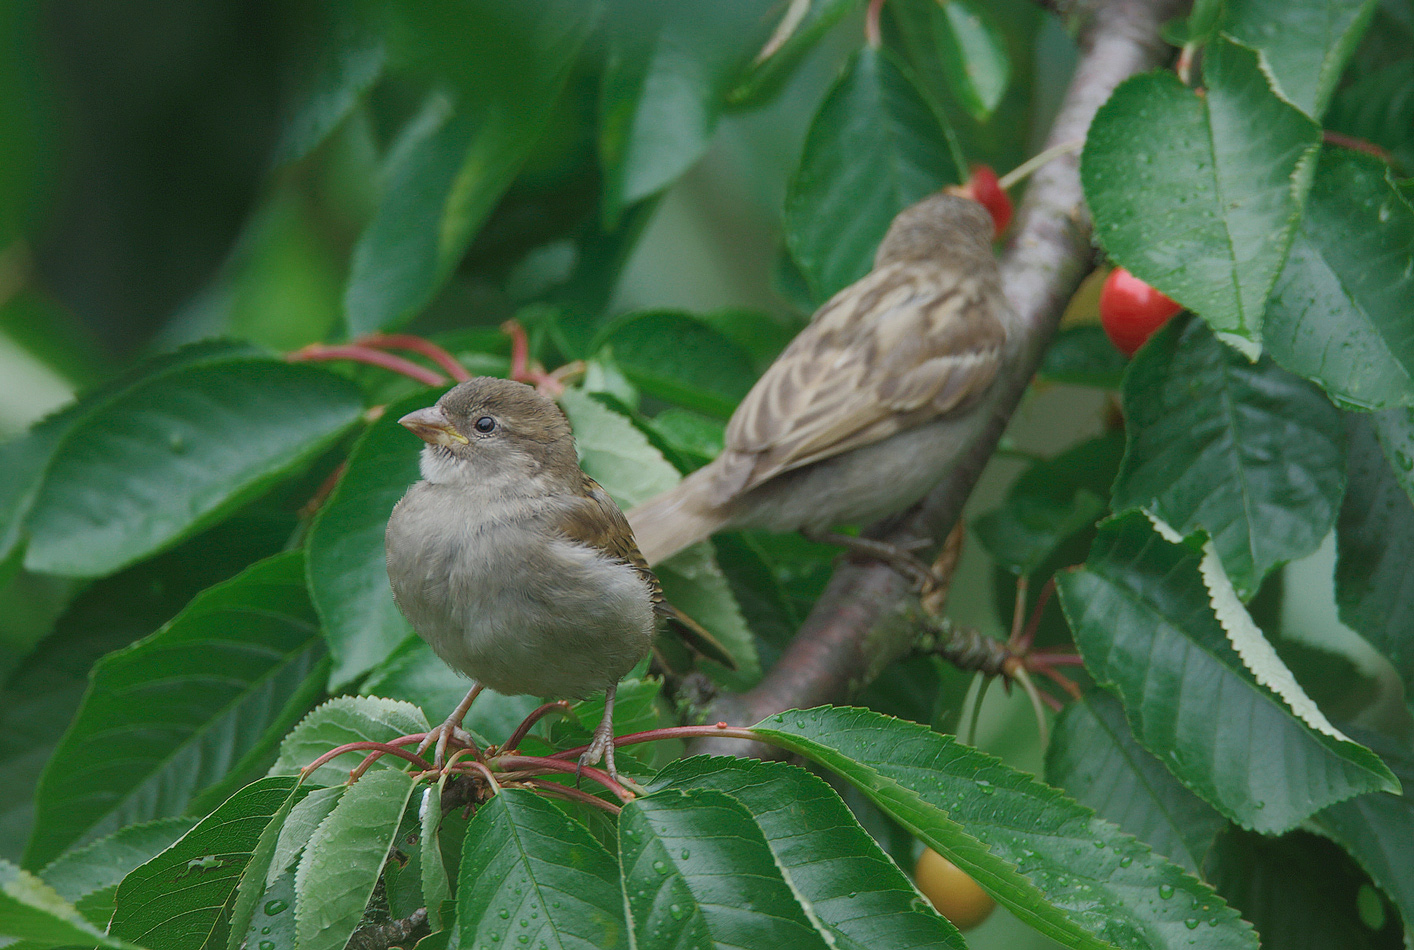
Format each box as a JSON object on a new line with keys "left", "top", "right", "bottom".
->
{"left": 398, "top": 406, "right": 469, "bottom": 447}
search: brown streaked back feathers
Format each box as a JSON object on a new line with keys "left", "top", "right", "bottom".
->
{"left": 713, "top": 245, "right": 1007, "bottom": 503}
{"left": 555, "top": 474, "right": 738, "bottom": 669}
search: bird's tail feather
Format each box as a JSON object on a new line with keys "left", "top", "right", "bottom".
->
{"left": 626, "top": 470, "right": 729, "bottom": 565}
{"left": 654, "top": 601, "right": 739, "bottom": 670}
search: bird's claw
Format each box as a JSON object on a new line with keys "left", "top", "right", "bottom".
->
{"left": 578, "top": 724, "right": 619, "bottom": 786}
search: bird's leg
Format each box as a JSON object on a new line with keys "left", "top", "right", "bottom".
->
{"left": 578, "top": 684, "right": 619, "bottom": 784}
{"left": 417, "top": 682, "right": 484, "bottom": 768}
{"left": 810, "top": 531, "right": 939, "bottom": 592}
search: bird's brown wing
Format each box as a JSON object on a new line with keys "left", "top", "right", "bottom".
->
{"left": 555, "top": 475, "right": 739, "bottom": 669}
{"left": 714, "top": 260, "right": 1007, "bottom": 501}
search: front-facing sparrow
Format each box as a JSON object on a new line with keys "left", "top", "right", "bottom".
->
{"left": 384, "top": 377, "right": 718, "bottom": 780}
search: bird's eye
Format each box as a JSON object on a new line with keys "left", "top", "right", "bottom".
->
{"left": 473, "top": 416, "right": 496, "bottom": 433}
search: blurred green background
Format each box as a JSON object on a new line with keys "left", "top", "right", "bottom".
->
{"left": 1, "top": 3, "right": 1401, "bottom": 945}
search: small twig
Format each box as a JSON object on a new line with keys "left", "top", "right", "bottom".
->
{"left": 502, "top": 701, "right": 575, "bottom": 753}
{"left": 301, "top": 741, "right": 434, "bottom": 779}
{"left": 359, "top": 333, "right": 471, "bottom": 383}
{"left": 493, "top": 755, "right": 635, "bottom": 803}
{"left": 345, "top": 907, "right": 429, "bottom": 950}
{"left": 288, "top": 344, "right": 447, "bottom": 387}
{"left": 546, "top": 723, "right": 760, "bottom": 761}
{"left": 525, "top": 779, "right": 624, "bottom": 816}
{"left": 1322, "top": 130, "right": 1394, "bottom": 164}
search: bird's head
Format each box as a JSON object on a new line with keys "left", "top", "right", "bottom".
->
{"left": 874, "top": 192, "right": 995, "bottom": 267}
{"left": 399, "top": 377, "right": 578, "bottom": 489}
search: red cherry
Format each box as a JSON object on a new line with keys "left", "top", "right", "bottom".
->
{"left": 945, "top": 165, "right": 1013, "bottom": 237}
{"left": 966, "top": 165, "right": 1012, "bottom": 236}
{"left": 1098, "top": 267, "right": 1183, "bottom": 356}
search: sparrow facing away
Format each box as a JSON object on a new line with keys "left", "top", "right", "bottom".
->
{"left": 384, "top": 377, "right": 724, "bottom": 780}
{"left": 627, "top": 193, "right": 1019, "bottom": 566}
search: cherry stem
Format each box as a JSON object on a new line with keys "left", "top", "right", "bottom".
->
{"left": 503, "top": 701, "right": 574, "bottom": 753}
{"left": 301, "top": 740, "right": 434, "bottom": 779}
{"left": 1028, "top": 651, "right": 1085, "bottom": 667}
{"left": 1007, "top": 575, "right": 1030, "bottom": 649}
{"left": 1035, "top": 664, "right": 1085, "bottom": 701}
{"left": 493, "top": 755, "right": 635, "bottom": 803}
{"left": 358, "top": 333, "right": 470, "bottom": 383}
{"left": 525, "top": 779, "right": 623, "bottom": 816}
{"left": 299, "top": 462, "right": 347, "bottom": 519}
{"left": 1176, "top": 42, "right": 1198, "bottom": 86}
{"left": 996, "top": 139, "right": 1086, "bottom": 191}
{"left": 288, "top": 344, "right": 447, "bottom": 387}
{"left": 458, "top": 755, "right": 502, "bottom": 793}
{"left": 1013, "top": 575, "right": 1057, "bottom": 655}
{"left": 1322, "top": 130, "right": 1394, "bottom": 164}
{"left": 864, "top": 0, "right": 884, "bottom": 47}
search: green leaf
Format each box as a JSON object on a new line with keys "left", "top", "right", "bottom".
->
{"left": 549, "top": 677, "right": 666, "bottom": 753}
{"left": 345, "top": 2, "right": 598, "bottom": 336}
{"left": 0, "top": 859, "right": 142, "bottom": 950}
{"left": 39, "top": 818, "right": 197, "bottom": 927}
{"left": 359, "top": 637, "right": 543, "bottom": 743}
{"left": 457, "top": 789, "right": 626, "bottom": 950}
{"left": 1038, "top": 325, "right": 1130, "bottom": 389}
{"left": 0, "top": 340, "right": 257, "bottom": 573}
{"left": 25, "top": 552, "right": 325, "bottom": 869}
{"left": 1371, "top": 407, "right": 1414, "bottom": 503}
{"left": 268, "top": 786, "right": 342, "bottom": 890}
{"left": 294, "top": 768, "right": 417, "bottom": 950}
{"left": 651, "top": 756, "right": 966, "bottom": 950}
{"left": 1047, "top": 691, "right": 1227, "bottom": 876}
{"left": 591, "top": 310, "right": 757, "bottom": 418}
{"left": 560, "top": 387, "right": 679, "bottom": 507}
{"left": 109, "top": 776, "right": 300, "bottom": 950}
{"left": 23, "top": 359, "right": 363, "bottom": 578}
{"left": 598, "top": 0, "right": 776, "bottom": 220}
{"left": 270, "top": 695, "right": 429, "bottom": 788}
{"left": 931, "top": 0, "right": 1011, "bottom": 121}
{"left": 728, "top": 0, "right": 860, "bottom": 108}
{"left": 1205, "top": 828, "right": 1397, "bottom": 950}
{"left": 420, "top": 780, "right": 450, "bottom": 932}
{"left": 974, "top": 432, "right": 1124, "bottom": 575}
{"left": 1265, "top": 147, "right": 1414, "bottom": 410}
{"left": 653, "top": 542, "right": 760, "bottom": 682}
{"left": 1082, "top": 37, "right": 1321, "bottom": 347}
{"left": 274, "top": 24, "right": 385, "bottom": 166}
{"left": 1328, "top": 59, "right": 1414, "bottom": 173}
{"left": 307, "top": 388, "right": 433, "bottom": 688}
{"left": 0, "top": 511, "right": 296, "bottom": 863}
{"left": 1336, "top": 414, "right": 1414, "bottom": 705}
{"left": 1111, "top": 317, "right": 1345, "bottom": 599}
{"left": 1311, "top": 731, "right": 1414, "bottom": 946}
{"left": 645, "top": 409, "right": 724, "bottom": 468}
{"left": 752, "top": 705, "right": 1258, "bottom": 950}
{"left": 785, "top": 45, "right": 961, "bottom": 300}
{"left": 620, "top": 788, "right": 833, "bottom": 949}
{"left": 1225, "top": 0, "right": 1379, "bottom": 118}
{"left": 224, "top": 782, "right": 306, "bottom": 950}
{"left": 1057, "top": 513, "right": 1399, "bottom": 833}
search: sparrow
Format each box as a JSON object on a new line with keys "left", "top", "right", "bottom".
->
{"left": 384, "top": 377, "right": 728, "bottom": 780}
{"left": 627, "top": 192, "right": 1019, "bottom": 569}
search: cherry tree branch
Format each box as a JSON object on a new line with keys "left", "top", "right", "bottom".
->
{"left": 699, "top": 0, "right": 1183, "bottom": 750}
